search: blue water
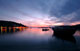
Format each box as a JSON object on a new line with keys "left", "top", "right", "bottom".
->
{"left": 0, "top": 28, "right": 80, "bottom": 51}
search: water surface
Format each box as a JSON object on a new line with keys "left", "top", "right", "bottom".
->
{"left": 0, "top": 28, "right": 80, "bottom": 51}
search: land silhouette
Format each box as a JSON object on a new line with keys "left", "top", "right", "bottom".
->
{"left": 0, "top": 20, "right": 28, "bottom": 34}
{"left": 0, "top": 20, "right": 27, "bottom": 27}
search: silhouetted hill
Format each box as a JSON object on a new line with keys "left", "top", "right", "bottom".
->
{"left": 0, "top": 20, "right": 27, "bottom": 27}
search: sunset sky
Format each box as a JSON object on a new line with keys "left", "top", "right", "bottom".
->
{"left": 0, "top": 0, "right": 80, "bottom": 27}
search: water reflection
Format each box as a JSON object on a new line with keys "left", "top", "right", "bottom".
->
{"left": 74, "top": 30, "right": 80, "bottom": 36}
{"left": 49, "top": 30, "right": 80, "bottom": 51}
{"left": 53, "top": 35, "right": 76, "bottom": 43}
{"left": 0, "top": 28, "right": 80, "bottom": 51}
{"left": 25, "top": 28, "right": 52, "bottom": 35}
{"left": 0, "top": 26, "right": 28, "bottom": 34}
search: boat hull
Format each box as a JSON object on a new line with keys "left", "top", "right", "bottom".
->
{"left": 51, "top": 26, "right": 76, "bottom": 36}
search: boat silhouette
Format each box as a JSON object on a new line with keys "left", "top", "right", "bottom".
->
{"left": 51, "top": 26, "right": 77, "bottom": 36}
{"left": 51, "top": 26, "right": 77, "bottom": 43}
{"left": 42, "top": 28, "right": 49, "bottom": 31}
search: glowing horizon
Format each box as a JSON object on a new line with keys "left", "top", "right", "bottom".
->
{"left": 0, "top": 0, "right": 80, "bottom": 27}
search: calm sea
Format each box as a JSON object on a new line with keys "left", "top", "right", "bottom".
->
{"left": 0, "top": 28, "right": 80, "bottom": 51}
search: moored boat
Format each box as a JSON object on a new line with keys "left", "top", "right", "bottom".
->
{"left": 42, "top": 28, "right": 49, "bottom": 31}
{"left": 51, "top": 26, "right": 77, "bottom": 36}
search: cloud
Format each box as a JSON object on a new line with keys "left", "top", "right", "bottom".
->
{"left": 49, "top": 0, "right": 80, "bottom": 24}
{"left": 59, "top": 9, "right": 80, "bottom": 23}
{"left": 0, "top": 0, "right": 80, "bottom": 26}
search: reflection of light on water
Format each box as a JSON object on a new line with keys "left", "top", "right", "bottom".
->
{"left": 0, "top": 26, "right": 28, "bottom": 33}
{"left": 25, "top": 28, "right": 53, "bottom": 36}
{"left": 8, "top": 28, "right": 53, "bottom": 42}
{"left": 74, "top": 30, "right": 80, "bottom": 36}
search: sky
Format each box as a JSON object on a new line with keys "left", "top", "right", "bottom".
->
{"left": 0, "top": 0, "right": 80, "bottom": 27}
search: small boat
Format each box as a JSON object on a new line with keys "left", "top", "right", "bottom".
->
{"left": 51, "top": 26, "right": 77, "bottom": 36}
{"left": 42, "top": 28, "right": 49, "bottom": 31}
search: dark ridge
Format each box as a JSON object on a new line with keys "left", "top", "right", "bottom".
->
{"left": 0, "top": 20, "right": 27, "bottom": 27}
